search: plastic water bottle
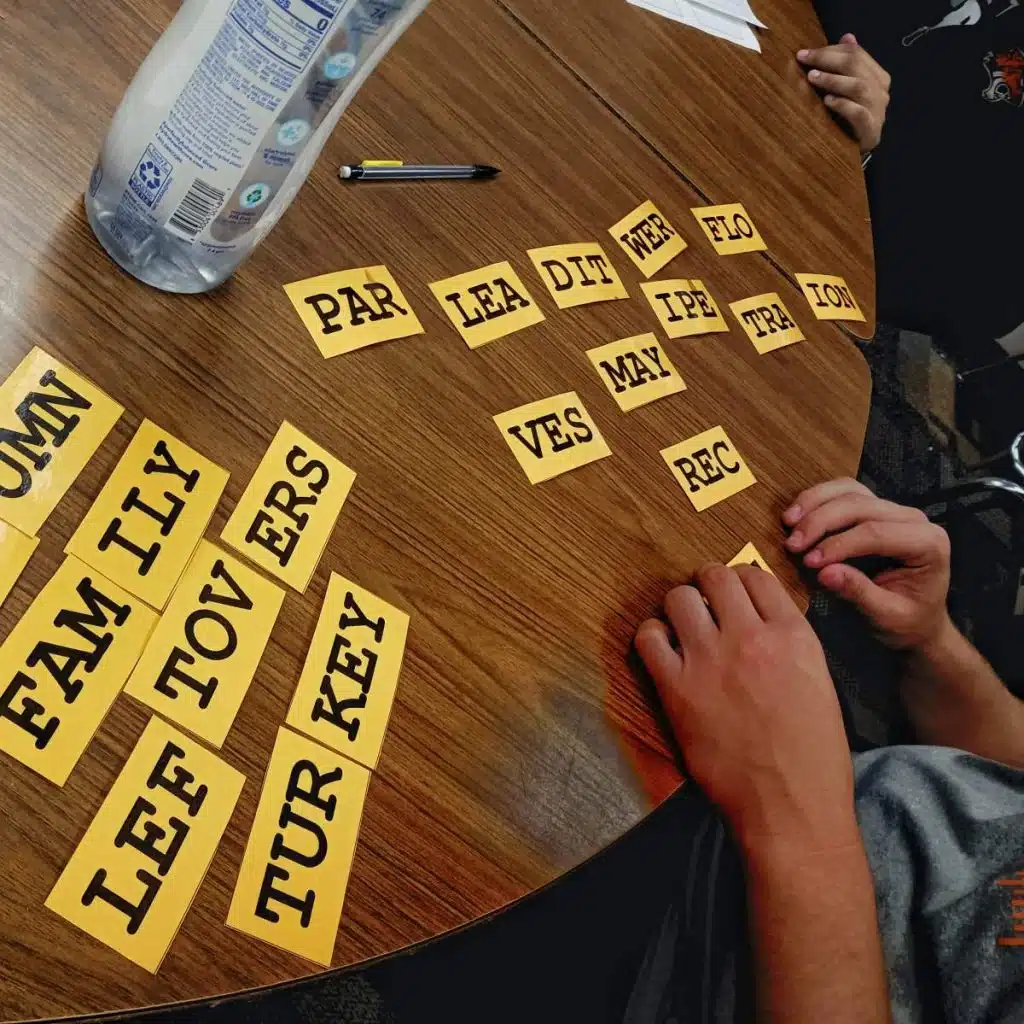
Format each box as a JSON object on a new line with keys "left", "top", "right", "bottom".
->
{"left": 86, "top": 0, "right": 431, "bottom": 295}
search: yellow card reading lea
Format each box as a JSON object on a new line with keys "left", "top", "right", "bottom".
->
{"left": 493, "top": 391, "right": 612, "bottom": 485}
{"left": 0, "top": 555, "right": 157, "bottom": 786}
{"left": 0, "top": 520, "right": 38, "bottom": 607}
{"left": 0, "top": 347, "right": 123, "bottom": 536}
{"left": 226, "top": 727, "right": 370, "bottom": 965}
{"left": 690, "top": 203, "right": 766, "bottom": 255}
{"left": 527, "top": 243, "right": 629, "bottom": 309}
{"left": 795, "top": 274, "right": 866, "bottom": 322}
{"left": 428, "top": 261, "right": 545, "bottom": 350}
{"left": 640, "top": 279, "right": 730, "bottom": 338}
{"left": 609, "top": 200, "right": 688, "bottom": 277}
{"left": 586, "top": 334, "right": 686, "bottom": 413}
{"left": 729, "top": 293, "right": 805, "bottom": 354}
{"left": 220, "top": 421, "right": 355, "bottom": 593}
{"left": 125, "top": 541, "right": 285, "bottom": 749}
{"left": 728, "top": 542, "right": 776, "bottom": 576}
{"left": 661, "top": 426, "right": 756, "bottom": 512}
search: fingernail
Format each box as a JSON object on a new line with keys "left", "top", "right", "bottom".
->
{"left": 805, "top": 548, "right": 823, "bottom": 567}
{"left": 824, "top": 94, "right": 835, "bottom": 106}
{"left": 783, "top": 504, "right": 802, "bottom": 524}
{"left": 786, "top": 530, "right": 803, "bottom": 549}
{"left": 797, "top": 49, "right": 810, "bottom": 60}
{"left": 808, "top": 69, "right": 821, "bottom": 81}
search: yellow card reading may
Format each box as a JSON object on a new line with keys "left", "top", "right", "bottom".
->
{"left": 586, "top": 334, "right": 686, "bottom": 413}
{"left": 794, "top": 274, "right": 866, "bottom": 322}
{"left": 661, "top": 426, "right": 756, "bottom": 512}
{"left": 728, "top": 542, "right": 777, "bottom": 576}
{"left": 0, "top": 347, "right": 123, "bottom": 536}
{"left": 125, "top": 541, "right": 285, "bottom": 749}
{"left": 730, "top": 293, "right": 805, "bottom": 355}
{"left": 227, "top": 726, "right": 370, "bottom": 966}
{"left": 528, "top": 243, "right": 628, "bottom": 309}
{"left": 0, "top": 555, "right": 157, "bottom": 786}
{"left": 690, "top": 203, "right": 766, "bottom": 255}
{"left": 641, "top": 279, "right": 730, "bottom": 338}
{"left": 221, "top": 421, "right": 355, "bottom": 593}
{"left": 609, "top": 200, "right": 688, "bottom": 277}
{"left": 0, "top": 520, "right": 38, "bottom": 607}
{"left": 45, "top": 716, "right": 244, "bottom": 972}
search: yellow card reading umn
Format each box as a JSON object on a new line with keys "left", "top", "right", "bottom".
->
{"left": 640, "top": 279, "right": 729, "bottom": 338}
{"left": 226, "top": 727, "right": 370, "bottom": 965}
{"left": 728, "top": 542, "right": 776, "bottom": 576}
{"left": 0, "top": 520, "right": 38, "bottom": 607}
{"left": 729, "top": 293, "right": 805, "bottom": 354}
{"left": 586, "top": 334, "right": 686, "bottom": 413}
{"left": 661, "top": 426, "right": 756, "bottom": 512}
{"left": 794, "top": 274, "right": 866, "bottom": 322}
{"left": 609, "top": 200, "right": 688, "bottom": 277}
{"left": 690, "top": 203, "right": 766, "bottom": 255}
{"left": 45, "top": 716, "right": 244, "bottom": 972}
{"left": 527, "top": 243, "right": 628, "bottom": 309}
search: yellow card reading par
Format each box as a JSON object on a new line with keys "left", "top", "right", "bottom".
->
{"left": 45, "top": 716, "right": 244, "bottom": 972}
{"left": 690, "top": 203, "right": 766, "bottom": 255}
{"left": 661, "top": 426, "right": 756, "bottom": 512}
{"left": 429, "top": 261, "right": 545, "bottom": 350}
{"left": 609, "top": 200, "right": 688, "bottom": 278}
{"left": 125, "top": 541, "right": 285, "bottom": 749}
{"left": 795, "top": 274, "right": 865, "bottom": 322}
{"left": 528, "top": 243, "right": 628, "bottom": 309}
{"left": 0, "top": 347, "right": 123, "bottom": 536}
{"left": 728, "top": 541, "right": 776, "bottom": 576}
{"left": 227, "top": 727, "right": 370, "bottom": 966}
{"left": 586, "top": 334, "right": 686, "bottom": 413}
{"left": 0, "top": 555, "right": 157, "bottom": 786}
{"left": 0, "top": 520, "right": 38, "bottom": 607}
{"left": 729, "top": 293, "right": 805, "bottom": 354}
{"left": 641, "top": 279, "right": 730, "bottom": 338}
{"left": 220, "top": 421, "right": 355, "bottom": 593}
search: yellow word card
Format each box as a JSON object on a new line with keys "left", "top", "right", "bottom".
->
{"left": 527, "top": 243, "right": 629, "bottom": 309}
{"left": 586, "top": 334, "right": 686, "bottom": 413}
{"left": 728, "top": 542, "right": 776, "bottom": 576}
{"left": 641, "top": 279, "right": 729, "bottom": 338}
{"left": 0, "top": 521, "right": 38, "bottom": 607}
{"left": 730, "top": 293, "right": 805, "bottom": 354}
{"left": 690, "top": 203, "right": 766, "bottom": 255}
{"left": 661, "top": 426, "right": 756, "bottom": 512}
{"left": 609, "top": 200, "right": 688, "bottom": 277}
{"left": 795, "top": 274, "right": 865, "bottom": 322}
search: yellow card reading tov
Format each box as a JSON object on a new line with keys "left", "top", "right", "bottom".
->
{"left": 0, "top": 520, "right": 38, "bottom": 607}
{"left": 45, "top": 716, "right": 244, "bottom": 972}
{"left": 0, "top": 555, "right": 157, "bottom": 786}
{"left": 226, "top": 727, "right": 370, "bottom": 966}
{"left": 640, "top": 279, "right": 730, "bottom": 338}
{"left": 586, "top": 334, "right": 686, "bottom": 413}
{"left": 661, "top": 426, "right": 756, "bottom": 512}
{"left": 125, "top": 541, "right": 285, "bottom": 748}
{"left": 220, "top": 421, "right": 355, "bottom": 593}
{"left": 0, "top": 347, "right": 123, "bottom": 536}
{"left": 794, "top": 274, "right": 866, "bottom": 322}
{"left": 609, "top": 200, "right": 688, "bottom": 278}
{"left": 527, "top": 243, "right": 629, "bottom": 309}
{"left": 690, "top": 203, "right": 766, "bottom": 255}
{"left": 728, "top": 542, "right": 776, "bottom": 576}
{"left": 729, "top": 293, "right": 805, "bottom": 354}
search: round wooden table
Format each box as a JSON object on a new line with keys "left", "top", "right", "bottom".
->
{"left": 0, "top": 0, "right": 873, "bottom": 1018}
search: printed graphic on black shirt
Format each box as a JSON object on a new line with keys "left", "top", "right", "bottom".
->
{"left": 983, "top": 47, "right": 1024, "bottom": 103}
{"left": 903, "top": 0, "right": 1020, "bottom": 46}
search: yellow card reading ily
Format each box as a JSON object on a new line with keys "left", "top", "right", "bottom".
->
{"left": 226, "top": 727, "right": 370, "bottom": 965}
{"left": 641, "top": 279, "right": 730, "bottom": 338}
{"left": 0, "top": 347, "right": 123, "bottom": 536}
{"left": 528, "top": 243, "right": 628, "bottom": 309}
{"left": 125, "top": 541, "right": 285, "bottom": 748}
{"left": 586, "top": 334, "right": 686, "bottom": 413}
{"left": 728, "top": 541, "right": 777, "bottom": 576}
{"left": 794, "top": 274, "right": 866, "bottom": 322}
{"left": 609, "top": 200, "right": 688, "bottom": 278}
{"left": 661, "top": 426, "right": 756, "bottom": 512}
{"left": 729, "top": 293, "right": 805, "bottom": 354}
{"left": 0, "top": 520, "right": 38, "bottom": 607}
{"left": 690, "top": 203, "right": 766, "bottom": 255}
{"left": 221, "top": 421, "right": 355, "bottom": 593}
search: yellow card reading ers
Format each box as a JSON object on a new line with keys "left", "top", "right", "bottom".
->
{"left": 0, "top": 520, "right": 38, "bottom": 607}
{"left": 527, "top": 243, "right": 629, "bottom": 309}
{"left": 690, "top": 203, "right": 766, "bottom": 255}
{"left": 609, "top": 200, "right": 688, "bottom": 278}
{"left": 795, "top": 274, "right": 866, "bottom": 322}
{"left": 661, "top": 426, "right": 756, "bottom": 512}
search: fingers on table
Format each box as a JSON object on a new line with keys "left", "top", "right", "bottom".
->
{"left": 785, "top": 493, "right": 925, "bottom": 554}
{"left": 635, "top": 618, "right": 681, "bottom": 686}
{"left": 783, "top": 477, "right": 870, "bottom": 526}
{"left": 695, "top": 564, "right": 761, "bottom": 631}
{"left": 810, "top": 519, "right": 949, "bottom": 568}
{"left": 664, "top": 584, "right": 716, "bottom": 645}
{"left": 732, "top": 564, "right": 802, "bottom": 622}
{"left": 807, "top": 70, "right": 865, "bottom": 102}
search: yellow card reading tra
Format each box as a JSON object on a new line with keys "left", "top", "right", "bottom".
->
{"left": 586, "top": 334, "right": 686, "bottom": 413}
{"left": 728, "top": 542, "right": 776, "bottom": 576}
{"left": 221, "top": 421, "right": 355, "bottom": 593}
{"left": 661, "top": 426, "right": 756, "bottom": 512}
{"left": 527, "top": 243, "right": 628, "bottom": 309}
{"left": 609, "top": 200, "right": 688, "bottom": 278}
{"left": 0, "top": 347, "right": 123, "bottom": 536}
{"left": 690, "top": 203, "right": 766, "bottom": 255}
{"left": 795, "top": 274, "right": 865, "bottom": 322}
{"left": 0, "top": 555, "right": 157, "bottom": 786}
{"left": 0, "top": 520, "right": 38, "bottom": 607}
{"left": 227, "top": 727, "right": 370, "bottom": 965}
{"left": 729, "top": 293, "right": 805, "bottom": 354}
{"left": 45, "top": 716, "right": 244, "bottom": 972}
{"left": 641, "top": 279, "right": 729, "bottom": 338}
{"left": 125, "top": 541, "right": 285, "bottom": 749}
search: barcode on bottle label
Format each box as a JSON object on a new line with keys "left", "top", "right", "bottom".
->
{"left": 166, "top": 178, "right": 227, "bottom": 238}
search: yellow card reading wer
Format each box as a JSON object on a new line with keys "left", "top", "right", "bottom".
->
{"left": 690, "top": 203, "right": 767, "bottom": 255}
{"left": 0, "top": 520, "right": 38, "bottom": 607}
{"left": 640, "top": 279, "right": 730, "bottom": 338}
{"left": 0, "top": 555, "right": 157, "bottom": 786}
{"left": 728, "top": 541, "right": 777, "bottom": 576}
{"left": 45, "top": 716, "right": 244, "bottom": 972}
{"left": 795, "top": 274, "right": 866, "bottom": 322}
{"left": 125, "top": 541, "right": 285, "bottom": 749}
{"left": 730, "top": 293, "right": 806, "bottom": 355}
{"left": 0, "top": 347, "right": 123, "bottom": 536}
{"left": 661, "top": 426, "right": 756, "bottom": 512}
{"left": 527, "top": 243, "right": 629, "bottom": 309}
{"left": 227, "top": 727, "right": 370, "bottom": 966}
{"left": 609, "top": 200, "right": 688, "bottom": 278}
{"left": 586, "top": 334, "right": 686, "bottom": 413}
{"left": 220, "top": 421, "right": 355, "bottom": 593}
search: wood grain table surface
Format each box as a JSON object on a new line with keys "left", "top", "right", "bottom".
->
{"left": 0, "top": 0, "right": 872, "bottom": 1018}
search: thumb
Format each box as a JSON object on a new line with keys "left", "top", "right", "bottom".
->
{"left": 841, "top": 31, "right": 858, "bottom": 45}
{"left": 818, "top": 563, "right": 901, "bottom": 621}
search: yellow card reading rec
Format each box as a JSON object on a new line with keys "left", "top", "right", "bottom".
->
{"left": 428, "top": 261, "right": 545, "bottom": 350}
{"left": 661, "top": 426, "right": 756, "bottom": 512}
{"left": 728, "top": 542, "right": 777, "bottom": 576}
{"left": 125, "top": 541, "right": 285, "bottom": 748}
{"left": 690, "top": 203, "right": 766, "bottom": 255}
{"left": 226, "top": 727, "right": 370, "bottom": 966}
{"left": 220, "top": 421, "right": 355, "bottom": 593}
{"left": 609, "top": 200, "right": 688, "bottom": 278}
{"left": 641, "top": 279, "right": 730, "bottom": 338}
{"left": 527, "top": 243, "right": 629, "bottom": 309}
{"left": 0, "top": 520, "right": 38, "bottom": 607}
{"left": 0, "top": 347, "right": 123, "bottom": 536}
{"left": 586, "top": 334, "right": 686, "bottom": 413}
{"left": 795, "top": 274, "right": 866, "bottom": 322}
{"left": 46, "top": 717, "right": 244, "bottom": 972}
{"left": 729, "top": 293, "right": 805, "bottom": 355}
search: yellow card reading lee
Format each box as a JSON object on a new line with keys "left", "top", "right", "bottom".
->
{"left": 728, "top": 542, "right": 776, "bottom": 576}
{"left": 125, "top": 541, "right": 285, "bottom": 748}
{"left": 0, "top": 520, "right": 38, "bottom": 607}
{"left": 690, "top": 203, "right": 766, "bottom": 255}
{"left": 661, "top": 426, "right": 756, "bottom": 512}
{"left": 609, "top": 200, "right": 688, "bottom": 277}
{"left": 729, "top": 293, "right": 805, "bottom": 354}
{"left": 641, "top": 279, "right": 729, "bottom": 338}
{"left": 795, "top": 274, "right": 865, "bottom": 322}
{"left": 0, "top": 555, "right": 157, "bottom": 786}
{"left": 45, "top": 716, "right": 244, "bottom": 972}
{"left": 226, "top": 727, "right": 370, "bottom": 965}
{"left": 527, "top": 243, "right": 629, "bottom": 309}
{"left": 586, "top": 334, "right": 686, "bottom": 413}
{"left": 220, "top": 421, "right": 355, "bottom": 593}
{"left": 0, "top": 347, "right": 123, "bottom": 536}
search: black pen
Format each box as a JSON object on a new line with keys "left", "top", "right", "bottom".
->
{"left": 340, "top": 163, "right": 500, "bottom": 181}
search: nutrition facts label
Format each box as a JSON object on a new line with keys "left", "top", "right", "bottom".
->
{"left": 230, "top": 0, "right": 344, "bottom": 72}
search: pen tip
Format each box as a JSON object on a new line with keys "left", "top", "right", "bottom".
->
{"left": 480, "top": 165, "right": 501, "bottom": 178}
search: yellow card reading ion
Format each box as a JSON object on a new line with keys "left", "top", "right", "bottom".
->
{"left": 586, "top": 334, "right": 686, "bottom": 413}
{"left": 125, "top": 541, "right": 285, "bottom": 748}
{"left": 227, "top": 727, "right": 370, "bottom": 966}
{"left": 661, "top": 426, "right": 756, "bottom": 512}
{"left": 45, "top": 717, "right": 244, "bottom": 972}
{"left": 730, "top": 293, "right": 805, "bottom": 354}
{"left": 0, "top": 347, "right": 123, "bottom": 536}
{"left": 728, "top": 542, "right": 776, "bottom": 576}
{"left": 221, "top": 421, "right": 355, "bottom": 593}
{"left": 640, "top": 279, "right": 729, "bottom": 338}
{"left": 0, "top": 521, "right": 38, "bottom": 607}
{"left": 795, "top": 274, "right": 866, "bottom": 322}
{"left": 527, "top": 243, "right": 628, "bottom": 309}
{"left": 609, "top": 200, "right": 688, "bottom": 278}
{"left": 690, "top": 203, "right": 766, "bottom": 255}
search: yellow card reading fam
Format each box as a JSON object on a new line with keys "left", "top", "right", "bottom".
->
{"left": 586, "top": 334, "right": 686, "bottom": 413}
{"left": 221, "top": 421, "right": 355, "bottom": 593}
{"left": 0, "top": 555, "right": 157, "bottom": 786}
{"left": 690, "top": 203, "right": 766, "bottom": 255}
{"left": 227, "top": 727, "right": 370, "bottom": 965}
{"left": 527, "top": 243, "right": 629, "bottom": 309}
{"left": 0, "top": 520, "right": 38, "bottom": 607}
{"left": 730, "top": 293, "right": 805, "bottom": 354}
{"left": 0, "top": 347, "right": 123, "bottom": 536}
{"left": 45, "top": 716, "right": 244, "bottom": 972}
{"left": 795, "top": 274, "right": 866, "bottom": 322}
{"left": 641, "top": 279, "right": 730, "bottom": 338}
{"left": 728, "top": 542, "right": 776, "bottom": 576}
{"left": 609, "top": 200, "right": 688, "bottom": 277}
{"left": 125, "top": 541, "right": 285, "bottom": 748}
{"left": 661, "top": 426, "right": 756, "bottom": 512}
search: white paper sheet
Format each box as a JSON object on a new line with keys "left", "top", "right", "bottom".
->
{"left": 627, "top": 0, "right": 763, "bottom": 52}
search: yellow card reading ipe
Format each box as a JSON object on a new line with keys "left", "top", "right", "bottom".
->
{"left": 586, "top": 334, "right": 686, "bottom": 413}
{"left": 729, "top": 292, "right": 805, "bottom": 354}
{"left": 728, "top": 541, "right": 776, "bottom": 576}
{"left": 690, "top": 203, "right": 766, "bottom": 255}
{"left": 795, "top": 274, "right": 865, "bottom": 322}
{"left": 640, "top": 279, "right": 730, "bottom": 338}
{"left": 0, "top": 520, "right": 38, "bottom": 607}
{"left": 527, "top": 243, "right": 629, "bottom": 309}
{"left": 609, "top": 200, "right": 688, "bottom": 278}
{"left": 661, "top": 426, "right": 756, "bottom": 512}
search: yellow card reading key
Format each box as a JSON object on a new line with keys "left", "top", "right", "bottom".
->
{"left": 729, "top": 292, "right": 805, "bottom": 355}
{"left": 527, "top": 243, "right": 629, "bottom": 309}
{"left": 586, "top": 334, "right": 686, "bottom": 413}
{"left": 609, "top": 200, "right": 688, "bottom": 278}
{"left": 661, "top": 426, "right": 756, "bottom": 512}
{"left": 0, "top": 520, "right": 38, "bottom": 607}
{"left": 640, "top": 279, "right": 729, "bottom": 339}
{"left": 728, "top": 541, "right": 777, "bottom": 576}
{"left": 690, "top": 203, "right": 767, "bottom": 255}
{"left": 794, "top": 274, "right": 866, "bottom": 322}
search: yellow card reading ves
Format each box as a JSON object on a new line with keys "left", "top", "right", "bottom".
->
{"left": 690, "top": 203, "right": 766, "bottom": 255}
{"left": 794, "top": 274, "right": 866, "bottom": 322}
{"left": 728, "top": 541, "right": 776, "bottom": 576}
{"left": 0, "top": 347, "right": 123, "bottom": 536}
{"left": 0, "top": 520, "right": 38, "bottom": 607}
{"left": 45, "top": 716, "right": 244, "bottom": 972}
{"left": 586, "top": 334, "right": 686, "bottom": 413}
{"left": 221, "top": 421, "right": 355, "bottom": 593}
{"left": 227, "top": 727, "right": 370, "bottom": 966}
{"left": 125, "top": 541, "right": 285, "bottom": 749}
{"left": 0, "top": 555, "right": 157, "bottom": 786}
{"left": 729, "top": 292, "right": 805, "bottom": 355}
{"left": 661, "top": 425, "right": 756, "bottom": 512}
{"left": 527, "top": 243, "right": 628, "bottom": 309}
{"left": 641, "top": 279, "right": 729, "bottom": 338}
{"left": 609, "top": 200, "right": 688, "bottom": 278}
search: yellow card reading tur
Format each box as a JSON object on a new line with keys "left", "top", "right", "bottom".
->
{"left": 794, "top": 274, "right": 866, "bottom": 322}
{"left": 641, "top": 279, "right": 730, "bottom": 338}
{"left": 690, "top": 203, "right": 766, "bottom": 255}
{"left": 729, "top": 293, "right": 805, "bottom": 354}
{"left": 586, "top": 334, "right": 686, "bottom": 413}
{"left": 0, "top": 520, "right": 38, "bottom": 607}
{"left": 0, "top": 347, "right": 123, "bottom": 536}
{"left": 226, "top": 727, "right": 370, "bottom": 966}
{"left": 728, "top": 542, "right": 776, "bottom": 576}
{"left": 609, "top": 200, "right": 688, "bottom": 277}
{"left": 527, "top": 243, "right": 629, "bottom": 309}
{"left": 661, "top": 426, "right": 756, "bottom": 512}
{"left": 45, "top": 716, "right": 244, "bottom": 972}
{"left": 125, "top": 541, "right": 285, "bottom": 748}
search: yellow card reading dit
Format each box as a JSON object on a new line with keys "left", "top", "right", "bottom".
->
{"left": 690, "top": 203, "right": 766, "bottom": 255}
{"left": 661, "top": 426, "right": 756, "bottom": 512}
{"left": 428, "top": 261, "right": 545, "bottom": 350}
{"left": 527, "top": 243, "right": 629, "bottom": 309}
{"left": 586, "top": 334, "right": 686, "bottom": 413}
{"left": 226, "top": 727, "right": 370, "bottom": 965}
{"left": 609, "top": 201, "right": 688, "bottom": 278}
{"left": 220, "top": 422, "right": 355, "bottom": 593}
{"left": 0, "top": 347, "right": 123, "bottom": 536}
{"left": 125, "top": 541, "right": 285, "bottom": 748}
{"left": 728, "top": 542, "right": 777, "bottom": 576}
{"left": 794, "top": 274, "right": 866, "bottom": 322}
{"left": 46, "top": 717, "right": 244, "bottom": 972}
{"left": 640, "top": 279, "right": 730, "bottom": 338}
{"left": 729, "top": 293, "right": 805, "bottom": 355}
{"left": 0, "top": 555, "right": 157, "bottom": 786}
{"left": 0, "top": 521, "right": 38, "bottom": 607}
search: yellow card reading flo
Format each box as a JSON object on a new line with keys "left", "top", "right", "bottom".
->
{"left": 0, "top": 520, "right": 38, "bottom": 607}
{"left": 690, "top": 203, "right": 766, "bottom": 255}
{"left": 528, "top": 243, "right": 628, "bottom": 309}
{"left": 728, "top": 541, "right": 776, "bottom": 576}
{"left": 609, "top": 200, "right": 688, "bottom": 277}
{"left": 661, "top": 426, "right": 756, "bottom": 512}
{"left": 794, "top": 274, "right": 865, "bottom": 322}
{"left": 730, "top": 293, "right": 805, "bottom": 354}
{"left": 641, "top": 279, "right": 729, "bottom": 338}
{"left": 586, "top": 334, "right": 686, "bottom": 413}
